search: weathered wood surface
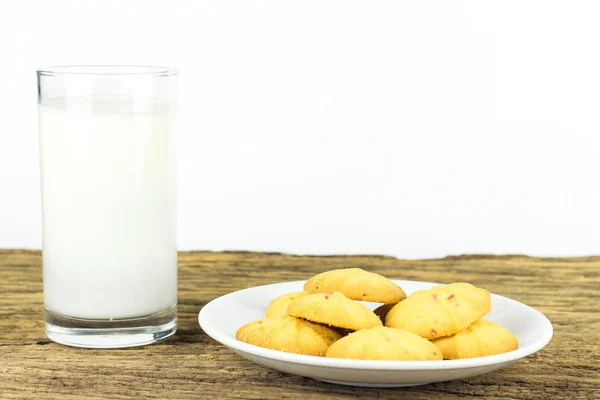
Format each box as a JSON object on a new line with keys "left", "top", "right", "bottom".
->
{"left": 1, "top": 249, "right": 598, "bottom": 399}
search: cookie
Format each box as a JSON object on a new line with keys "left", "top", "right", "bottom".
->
{"left": 265, "top": 291, "right": 308, "bottom": 317}
{"left": 432, "top": 320, "right": 518, "bottom": 359}
{"left": 373, "top": 303, "right": 396, "bottom": 324}
{"left": 304, "top": 268, "right": 406, "bottom": 304}
{"left": 385, "top": 282, "right": 491, "bottom": 339}
{"left": 326, "top": 326, "right": 443, "bottom": 361}
{"left": 287, "top": 291, "right": 382, "bottom": 330}
{"left": 236, "top": 316, "right": 342, "bottom": 356}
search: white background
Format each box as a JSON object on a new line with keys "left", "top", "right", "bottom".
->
{"left": 1, "top": 0, "right": 599, "bottom": 258}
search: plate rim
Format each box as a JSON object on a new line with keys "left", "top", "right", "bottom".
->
{"left": 198, "top": 279, "right": 553, "bottom": 371}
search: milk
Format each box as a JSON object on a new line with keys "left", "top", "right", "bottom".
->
{"left": 39, "top": 96, "right": 177, "bottom": 320}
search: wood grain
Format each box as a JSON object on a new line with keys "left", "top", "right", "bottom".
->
{"left": 1, "top": 249, "right": 599, "bottom": 399}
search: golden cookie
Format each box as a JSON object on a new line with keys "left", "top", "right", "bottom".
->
{"left": 373, "top": 303, "right": 396, "bottom": 324}
{"left": 326, "top": 327, "right": 443, "bottom": 361}
{"left": 287, "top": 291, "right": 382, "bottom": 330}
{"left": 265, "top": 292, "right": 308, "bottom": 317}
{"left": 236, "top": 316, "right": 342, "bottom": 356}
{"left": 432, "top": 320, "right": 518, "bottom": 359}
{"left": 385, "top": 282, "right": 491, "bottom": 339}
{"left": 304, "top": 268, "right": 406, "bottom": 304}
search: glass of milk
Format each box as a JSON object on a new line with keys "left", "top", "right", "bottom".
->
{"left": 37, "top": 66, "right": 178, "bottom": 348}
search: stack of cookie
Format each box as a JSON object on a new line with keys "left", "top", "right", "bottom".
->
{"left": 236, "top": 268, "right": 518, "bottom": 360}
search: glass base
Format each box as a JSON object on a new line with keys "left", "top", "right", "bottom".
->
{"left": 45, "top": 305, "right": 177, "bottom": 349}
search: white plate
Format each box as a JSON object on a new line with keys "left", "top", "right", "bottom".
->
{"left": 198, "top": 280, "right": 553, "bottom": 387}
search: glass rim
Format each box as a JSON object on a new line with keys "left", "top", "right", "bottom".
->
{"left": 37, "top": 65, "right": 178, "bottom": 77}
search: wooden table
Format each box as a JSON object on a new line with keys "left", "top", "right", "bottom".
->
{"left": 1, "top": 250, "right": 599, "bottom": 399}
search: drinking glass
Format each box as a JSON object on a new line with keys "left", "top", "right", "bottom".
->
{"left": 37, "top": 66, "right": 178, "bottom": 348}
